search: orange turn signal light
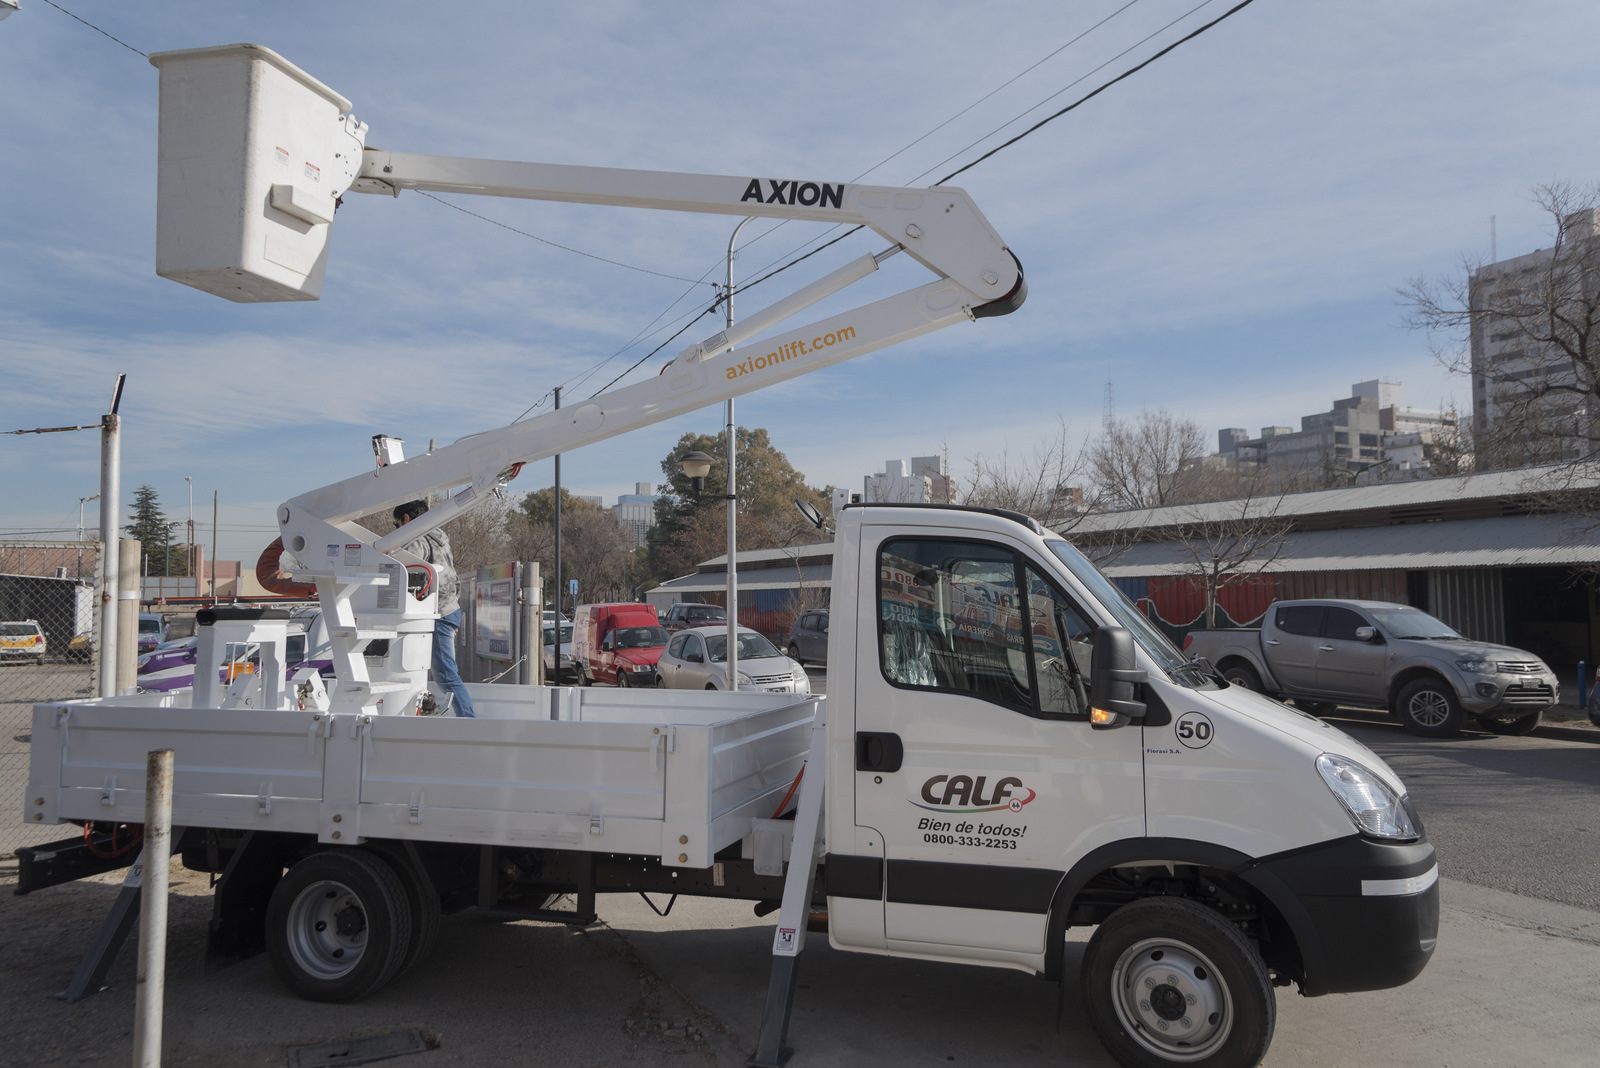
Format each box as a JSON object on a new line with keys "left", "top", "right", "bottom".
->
{"left": 1090, "top": 707, "right": 1116, "bottom": 725}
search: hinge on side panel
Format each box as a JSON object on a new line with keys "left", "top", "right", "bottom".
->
{"left": 307, "top": 714, "right": 323, "bottom": 755}
{"left": 408, "top": 788, "right": 425, "bottom": 825}
{"left": 666, "top": 726, "right": 676, "bottom": 753}
{"left": 55, "top": 707, "right": 70, "bottom": 747}
{"left": 589, "top": 800, "right": 604, "bottom": 837}
{"left": 100, "top": 775, "right": 117, "bottom": 808}
{"left": 257, "top": 782, "right": 273, "bottom": 816}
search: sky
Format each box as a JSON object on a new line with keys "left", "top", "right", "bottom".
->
{"left": 4, "top": 0, "right": 1598, "bottom": 569}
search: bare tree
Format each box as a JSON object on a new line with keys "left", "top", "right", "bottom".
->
{"left": 1402, "top": 182, "right": 1600, "bottom": 487}
{"left": 1086, "top": 410, "right": 1207, "bottom": 510}
{"left": 1170, "top": 489, "right": 1292, "bottom": 630}
{"left": 957, "top": 417, "right": 1092, "bottom": 528}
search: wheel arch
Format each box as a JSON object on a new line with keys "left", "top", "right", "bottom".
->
{"left": 1387, "top": 666, "right": 1452, "bottom": 709}
{"left": 1043, "top": 837, "right": 1322, "bottom": 991}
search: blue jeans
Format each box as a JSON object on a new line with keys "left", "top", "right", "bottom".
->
{"left": 433, "top": 609, "right": 475, "bottom": 717}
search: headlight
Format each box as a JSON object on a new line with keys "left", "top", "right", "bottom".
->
{"left": 738, "top": 672, "right": 753, "bottom": 685}
{"left": 1455, "top": 659, "right": 1495, "bottom": 674}
{"left": 629, "top": 663, "right": 653, "bottom": 672}
{"left": 1316, "top": 754, "right": 1419, "bottom": 840}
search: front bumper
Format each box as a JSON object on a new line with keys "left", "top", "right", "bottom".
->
{"left": 1246, "top": 833, "right": 1438, "bottom": 996}
{"left": 1459, "top": 673, "right": 1559, "bottom": 714}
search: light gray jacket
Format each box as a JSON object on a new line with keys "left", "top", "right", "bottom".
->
{"left": 401, "top": 529, "right": 461, "bottom": 616}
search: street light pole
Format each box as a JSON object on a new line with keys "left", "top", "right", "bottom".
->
{"left": 185, "top": 475, "right": 194, "bottom": 581}
{"left": 724, "top": 217, "right": 753, "bottom": 690}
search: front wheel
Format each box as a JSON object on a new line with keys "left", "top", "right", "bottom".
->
{"left": 788, "top": 643, "right": 804, "bottom": 665}
{"left": 1478, "top": 709, "right": 1542, "bottom": 736}
{"left": 1082, "top": 897, "right": 1275, "bottom": 1068}
{"left": 265, "top": 849, "right": 413, "bottom": 1002}
{"left": 1395, "top": 677, "right": 1466, "bottom": 737}
{"left": 1221, "top": 664, "right": 1261, "bottom": 692}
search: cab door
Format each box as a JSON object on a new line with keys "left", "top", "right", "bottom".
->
{"left": 1314, "top": 605, "right": 1386, "bottom": 700}
{"left": 1267, "top": 604, "right": 1323, "bottom": 692}
{"left": 853, "top": 532, "right": 1145, "bottom": 957}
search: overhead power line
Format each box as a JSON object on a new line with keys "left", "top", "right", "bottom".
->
{"left": 36, "top": 0, "right": 146, "bottom": 56}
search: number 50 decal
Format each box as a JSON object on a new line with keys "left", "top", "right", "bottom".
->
{"left": 1175, "top": 711, "right": 1215, "bottom": 749}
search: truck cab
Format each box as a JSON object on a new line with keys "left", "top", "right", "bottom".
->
{"left": 821, "top": 505, "right": 1437, "bottom": 1060}
{"left": 571, "top": 602, "right": 668, "bottom": 687}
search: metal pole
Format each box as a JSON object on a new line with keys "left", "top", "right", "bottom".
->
{"left": 553, "top": 387, "right": 563, "bottom": 619}
{"left": 132, "top": 748, "right": 173, "bottom": 1068}
{"left": 118, "top": 540, "right": 141, "bottom": 694}
{"left": 97, "top": 377, "right": 124, "bottom": 699}
{"left": 185, "top": 476, "right": 193, "bottom": 581}
{"left": 523, "top": 561, "right": 541, "bottom": 687}
{"left": 725, "top": 218, "right": 752, "bottom": 691}
{"left": 210, "top": 491, "right": 218, "bottom": 600}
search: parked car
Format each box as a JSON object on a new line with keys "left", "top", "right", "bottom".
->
{"left": 571, "top": 602, "right": 667, "bottom": 687}
{"left": 542, "top": 621, "right": 574, "bottom": 682}
{"left": 655, "top": 625, "right": 810, "bottom": 693}
{"left": 137, "top": 612, "right": 170, "bottom": 653}
{"left": 1184, "top": 598, "right": 1559, "bottom": 737}
{"left": 1, "top": 620, "right": 46, "bottom": 665}
{"left": 785, "top": 609, "right": 829, "bottom": 664}
{"left": 660, "top": 602, "right": 727, "bottom": 633}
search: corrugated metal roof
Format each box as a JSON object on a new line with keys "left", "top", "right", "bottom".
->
{"left": 651, "top": 562, "right": 835, "bottom": 594}
{"left": 693, "top": 543, "right": 834, "bottom": 570}
{"left": 1064, "top": 464, "right": 1597, "bottom": 536}
{"left": 1094, "top": 512, "right": 1600, "bottom": 577}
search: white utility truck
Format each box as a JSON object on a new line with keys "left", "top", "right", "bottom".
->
{"left": 21, "top": 44, "right": 1437, "bottom": 1068}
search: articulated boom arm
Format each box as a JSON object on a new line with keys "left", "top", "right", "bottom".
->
{"left": 148, "top": 43, "right": 1023, "bottom": 713}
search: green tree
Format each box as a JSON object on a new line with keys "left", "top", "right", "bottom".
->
{"left": 520, "top": 486, "right": 605, "bottom": 527}
{"left": 125, "top": 485, "right": 186, "bottom": 576}
{"left": 646, "top": 427, "right": 831, "bottom": 581}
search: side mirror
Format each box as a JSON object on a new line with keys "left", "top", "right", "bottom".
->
{"left": 601, "top": 634, "right": 614, "bottom": 651}
{"left": 686, "top": 651, "right": 703, "bottom": 664}
{"left": 1090, "top": 626, "right": 1148, "bottom": 729}
{"left": 1355, "top": 626, "right": 1378, "bottom": 642}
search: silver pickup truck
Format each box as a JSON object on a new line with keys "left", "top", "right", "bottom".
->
{"left": 1184, "top": 598, "right": 1559, "bottom": 737}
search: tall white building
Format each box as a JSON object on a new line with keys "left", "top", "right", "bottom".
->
{"left": 863, "top": 455, "right": 953, "bottom": 503}
{"left": 614, "top": 481, "right": 659, "bottom": 548}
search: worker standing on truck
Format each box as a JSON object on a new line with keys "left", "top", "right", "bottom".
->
{"left": 394, "top": 499, "right": 475, "bottom": 718}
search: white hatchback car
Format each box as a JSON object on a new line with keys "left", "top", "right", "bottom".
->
{"left": 655, "top": 625, "right": 810, "bottom": 693}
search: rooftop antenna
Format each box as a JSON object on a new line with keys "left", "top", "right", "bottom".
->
{"left": 1102, "top": 372, "right": 1115, "bottom": 430}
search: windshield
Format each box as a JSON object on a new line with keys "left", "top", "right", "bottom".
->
{"left": 1045, "top": 540, "right": 1203, "bottom": 685}
{"left": 1, "top": 623, "right": 36, "bottom": 636}
{"left": 686, "top": 606, "right": 725, "bottom": 621}
{"left": 615, "top": 626, "right": 667, "bottom": 649}
{"left": 704, "top": 632, "right": 781, "bottom": 663}
{"left": 1367, "top": 608, "right": 1463, "bottom": 640}
{"left": 544, "top": 624, "right": 574, "bottom": 645}
{"left": 139, "top": 618, "right": 162, "bottom": 634}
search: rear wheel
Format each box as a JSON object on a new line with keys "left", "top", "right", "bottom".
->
{"left": 372, "top": 850, "right": 440, "bottom": 980}
{"left": 1221, "top": 664, "right": 1262, "bottom": 692}
{"left": 1395, "top": 677, "right": 1466, "bottom": 737}
{"left": 265, "top": 849, "right": 412, "bottom": 1002}
{"left": 1082, "top": 897, "right": 1275, "bottom": 1068}
{"left": 1478, "top": 710, "right": 1542, "bottom": 736}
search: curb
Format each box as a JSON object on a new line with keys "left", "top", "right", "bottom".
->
{"left": 1323, "top": 706, "right": 1600, "bottom": 744}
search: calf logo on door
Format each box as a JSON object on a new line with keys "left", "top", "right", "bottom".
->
{"left": 910, "top": 774, "right": 1036, "bottom": 813}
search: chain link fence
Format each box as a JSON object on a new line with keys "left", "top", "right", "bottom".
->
{"left": 0, "top": 541, "right": 102, "bottom": 856}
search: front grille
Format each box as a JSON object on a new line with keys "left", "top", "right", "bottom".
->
{"left": 749, "top": 672, "right": 793, "bottom": 686}
{"left": 1498, "top": 682, "right": 1553, "bottom": 706}
{"left": 1497, "top": 661, "right": 1543, "bottom": 674}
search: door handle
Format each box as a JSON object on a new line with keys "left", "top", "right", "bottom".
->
{"left": 1318, "top": 645, "right": 1334, "bottom": 652}
{"left": 1264, "top": 639, "right": 1280, "bottom": 645}
{"left": 856, "top": 731, "right": 904, "bottom": 773}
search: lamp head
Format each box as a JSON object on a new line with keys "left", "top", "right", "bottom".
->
{"left": 677, "top": 450, "right": 714, "bottom": 494}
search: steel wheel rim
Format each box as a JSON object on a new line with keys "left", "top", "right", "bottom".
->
{"left": 1408, "top": 690, "right": 1451, "bottom": 727}
{"left": 286, "top": 878, "right": 367, "bottom": 979}
{"left": 1111, "top": 937, "right": 1233, "bottom": 1062}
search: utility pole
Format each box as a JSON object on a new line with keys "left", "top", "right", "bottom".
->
{"left": 553, "top": 386, "right": 563, "bottom": 619}
{"left": 210, "top": 490, "right": 218, "bottom": 600}
{"left": 724, "top": 217, "right": 753, "bottom": 690}
{"left": 185, "top": 475, "right": 194, "bottom": 580}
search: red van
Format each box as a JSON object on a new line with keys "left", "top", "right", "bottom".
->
{"left": 570, "top": 602, "right": 668, "bottom": 687}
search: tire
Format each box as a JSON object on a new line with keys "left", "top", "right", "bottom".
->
{"left": 371, "top": 850, "right": 441, "bottom": 980}
{"left": 1478, "top": 710, "right": 1543, "bottom": 736}
{"left": 1081, "top": 897, "right": 1275, "bottom": 1068}
{"left": 265, "top": 849, "right": 413, "bottom": 1002}
{"left": 578, "top": 668, "right": 592, "bottom": 687}
{"left": 1221, "top": 664, "right": 1262, "bottom": 692}
{"left": 705, "top": 683, "right": 718, "bottom": 691}
{"left": 617, "top": 672, "right": 629, "bottom": 688}
{"left": 655, "top": 675, "right": 668, "bottom": 689}
{"left": 788, "top": 643, "right": 804, "bottom": 665}
{"left": 1395, "top": 677, "right": 1467, "bottom": 738}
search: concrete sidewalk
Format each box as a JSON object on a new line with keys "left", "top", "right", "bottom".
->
{"left": 599, "top": 878, "right": 1600, "bottom": 1067}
